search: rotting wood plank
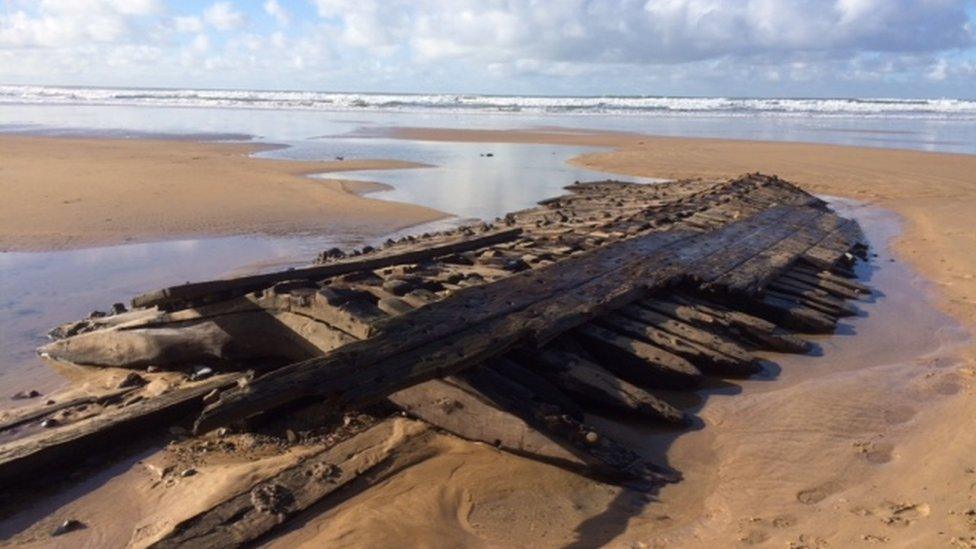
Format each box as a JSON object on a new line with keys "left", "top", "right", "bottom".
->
{"left": 0, "top": 375, "right": 240, "bottom": 486}
{"left": 131, "top": 228, "right": 524, "bottom": 310}
{"left": 148, "top": 418, "right": 435, "bottom": 548}
{"left": 598, "top": 313, "right": 757, "bottom": 377}
{"left": 661, "top": 295, "right": 811, "bottom": 354}
{"left": 525, "top": 348, "right": 687, "bottom": 424}
{"left": 388, "top": 380, "right": 593, "bottom": 471}
{"left": 712, "top": 212, "right": 848, "bottom": 294}
{"left": 789, "top": 264, "right": 871, "bottom": 294}
{"left": 575, "top": 324, "right": 702, "bottom": 389}
{"left": 768, "top": 279, "right": 858, "bottom": 316}
{"left": 622, "top": 304, "right": 758, "bottom": 368}
{"left": 449, "top": 366, "right": 672, "bottom": 484}
{"left": 487, "top": 358, "right": 585, "bottom": 421}
{"left": 780, "top": 271, "right": 866, "bottom": 301}
{"left": 748, "top": 294, "right": 838, "bottom": 334}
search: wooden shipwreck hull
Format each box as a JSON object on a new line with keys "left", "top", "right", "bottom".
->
{"left": 1, "top": 173, "right": 871, "bottom": 545}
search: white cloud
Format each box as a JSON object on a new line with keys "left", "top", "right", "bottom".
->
{"left": 203, "top": 1, "right": 245, "bottom": 32}
{"left": 263, "top": 0, "right": 290, "bottom": 27}
{"left": 174, "top": 16, "right": 203, "bottom": 34}
{"left": 0, "top": 0, "right": 973, "bottom": 96}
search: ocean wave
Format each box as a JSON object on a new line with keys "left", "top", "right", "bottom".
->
{"left": 1, "top": 85, "right": 974, "bottom": 119}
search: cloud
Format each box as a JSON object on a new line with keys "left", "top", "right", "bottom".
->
{"left": 174, "top": 16, "right": 204, "bottom": 34}
{"left": 0, "top": 0, "right": 973, "bottom": 96}
{"left": 263, "top": 0, "right": 290, "bottom": 26}
{"left": 203, "top": 1, "right": 245, "bottom": 32}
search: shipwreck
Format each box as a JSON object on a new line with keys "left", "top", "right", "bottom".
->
{"left": 0, "top": 173, "right": 871, "bottom": 546}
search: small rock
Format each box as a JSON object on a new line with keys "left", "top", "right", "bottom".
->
{"left": 584, "top": 431, "right": 600, "bottom": 444}
{"left": 146, "top": 365, "right": 160, "bottom": 373}
{"left": 88, "top": 310, "right": 106, "bottom": 319}
{"left": 286, "top": 429, "right": 298, "bottom": 444}
{"left": 12, "top": 389, "right": 41, "bottom": 400}
{"left": 117, "top": 372, "right": 147, "bottom": 389}
{"left": 51, "top": 519, "right": 85, "bottom": 537}
{"left": 180, "top": 468, "right": 197, "bottom": 477}
{"left": 485, "top": 152, "right": 494, "bottom": 157}
{"left": 41, "top": 418, "right": 59, "bottom": 428}
{"left": 189, "top": 366, "right": 214, "bottom": 381}
{"left": 110, "top": 302, "right": 127, "bottom": 315}
{"left": 335, "top": 156, "right": 344, "bottom": 161}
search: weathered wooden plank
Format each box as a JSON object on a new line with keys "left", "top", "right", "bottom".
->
{"left": 487, "top": 358, "right": 584, "bottom": 421}
{"left": 789, "top": 264, "right": 871, "bottom": 295}
{"left": 526, "top": 348, "right": 687, "bottom": 424}
{"left": 623, "top": 304, "right": 756, "bottom": 365}
{"left": 801, "top": 219, "right": 865, "bottom": 270}
{"left": 450, "top": 366, "right": 671, "bottom": 483}
{"left": 660, "top": 295, "right": 811, "bottom": 354}
{"left": 749, "top": 294, "right": 838, "bottom": 334}
{"left": 687, "top": 207, "right": 822, "bottom": 284}
{"left": 713, "top": 212, "right": 847, "bottom": 294}
{"left": 780, "top": 271, "right": 866, "bottom": 301}
{"left": 388, "top": 380, "right": 593, "bottom": 470}
{"left": 148, "top": 418, "right": 435, "bottom": 548}
{"left": 0, "top": 387, "right": 136, "bottom": 433}
{"left": 0, "top": 375, "right": 240, "bottom": 486}
{"left": 599, "top": 312, "right": 758, "bottom": 377}
{"left": 768, "top": 278, "right": 858, "bottom": 316}
{"left": 575, "top": 324, "right": 703, "bottom": 389}
{"left": 132, "top": 228, "right": 524, "bottom": 309}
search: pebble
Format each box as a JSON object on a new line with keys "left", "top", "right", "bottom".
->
{"left": 146, "top": 365, "right": 160, "bottom": 373}
{"left": 41, "top": 418, "right": 59, "bottom": 428}
{"left": 584, "top": 431, "right": 600, "bottom": 444}
{"left": 117, "top": 372, "right": 147, "bottom": 389}
{"left": 12, "top": 389, "right": 41, "bottom": 400}
{"left": 180, "top": 468, "right": 197, "bottom": 477}
{"left": 189, "top": 366, "right": 214, "bottom": 381}
{"left": 51, "top": 519, "right": 85, "bottom": 537}
{"left": 286, "top": 429, "right": 298, "bottom": 444}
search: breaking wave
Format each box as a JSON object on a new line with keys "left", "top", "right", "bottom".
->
{"left": 2, "top": 85, "right": 974, "bottom": 119}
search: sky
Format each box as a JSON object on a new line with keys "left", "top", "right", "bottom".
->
{"left": 0, "top": 0, "right": 974, "bottom": 98}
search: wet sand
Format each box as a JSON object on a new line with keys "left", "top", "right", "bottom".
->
{"left": 0, "top": 135, "right": 446, "bottom": 252}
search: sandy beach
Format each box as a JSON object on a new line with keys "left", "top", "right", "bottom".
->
{"left": 2, "top": 129, "right": 975, "bottom": 548}
{"left": 0, "top": 136, "right": 445, "bottom": 252}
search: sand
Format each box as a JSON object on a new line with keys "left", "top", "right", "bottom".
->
{"left": 3, "top": 129, "right": 976, "bottom": 547}
{"left": 0, "top": 136, "right": 446, "bottom": 252}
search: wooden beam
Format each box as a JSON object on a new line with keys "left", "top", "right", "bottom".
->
{"left": 0, "top": 375, "right": 240, "bottom": 486}
{"left": 148, "top": 418, "right": 434, "bottom": 548}
{"left": 131, "top": 228, "right": 524, "bottom": 309}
